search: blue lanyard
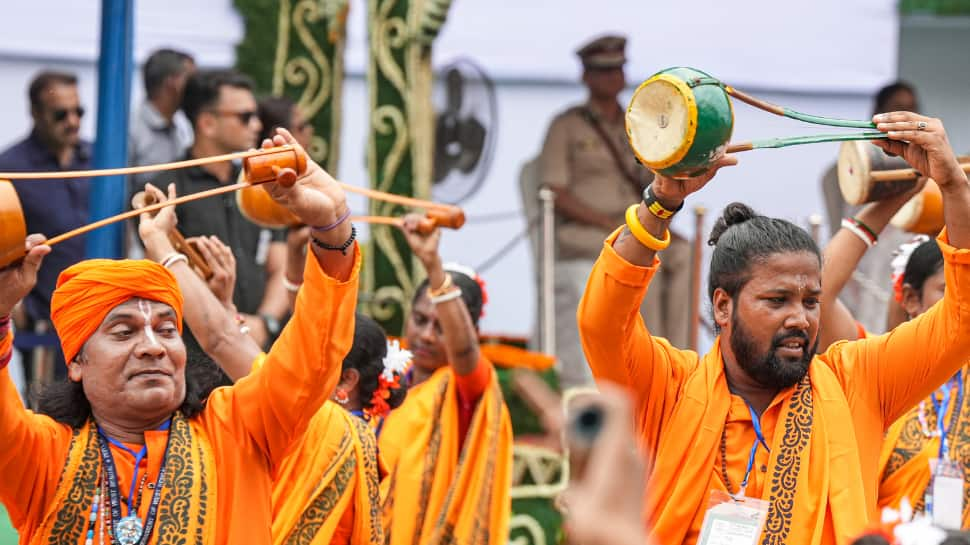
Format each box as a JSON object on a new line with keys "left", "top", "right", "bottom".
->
{"left": 98, "top": 420, "right": 171, "bottom": 515}
{"left": 933, "top": 372, "right": 964, "bottom": 459}
{"left": 739, "top": 402, "right": 771, "bottom": 494}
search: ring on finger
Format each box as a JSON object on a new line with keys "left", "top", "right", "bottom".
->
{"left": 916, "top": 121, "right": 928, "bottom": 131}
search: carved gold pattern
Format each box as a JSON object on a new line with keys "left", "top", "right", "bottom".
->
{"left": 272, "top": 0, "right": 348, "bottom": 173}
{"left": 365, "top": 0, "right": 450, "bottom": 329}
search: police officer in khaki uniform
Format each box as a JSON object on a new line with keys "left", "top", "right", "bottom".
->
{"left": 539, "top": 34, "right": 691, "bottom": 388}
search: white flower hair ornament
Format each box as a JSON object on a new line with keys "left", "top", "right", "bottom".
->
{"left": 890, "top": 235, "right": 930, "bottom": 303}
{"left": 382, "top": 340, "right": 413, "bottom": 382}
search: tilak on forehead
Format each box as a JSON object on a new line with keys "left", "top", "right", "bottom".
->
{"left": 50, "top": 259, "right": 184, "bottom": 364}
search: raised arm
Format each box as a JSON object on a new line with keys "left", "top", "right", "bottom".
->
{"left": 282, "top": 226, "right": 310, "bottom": 312}
{"left": 0, "top": 236, "right": 71, "bottom": 529}
{"left": 577, "top": 158, "right": 734, "bottom": 428}
{"left": 826, "top": 113, "right": 970, "bottom": 422}
{"left": 205, "top": 128, "right": 358, "bottom": 465}
{"left": 818, "top": 181, "right": 925, "bottom": 350}
{"left": 400, "top": 215, "right": 480, "bottom": 377}
{"left": 138, "top": 183, "right": 261, "bottom": 381}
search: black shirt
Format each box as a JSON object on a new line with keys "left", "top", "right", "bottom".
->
{"left": 151, "top": 154, "right": 283, "bottom": 315}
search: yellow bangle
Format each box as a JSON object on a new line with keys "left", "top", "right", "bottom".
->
{"left": 624, "top": 204, "right": 671, "bottom": 251}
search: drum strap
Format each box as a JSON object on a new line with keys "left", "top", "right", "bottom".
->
{"left": 580, "top": 106, "right": 650, "bottom": 196}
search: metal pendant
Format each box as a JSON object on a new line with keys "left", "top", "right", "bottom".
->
{"left": 115, "top": 515, "right": 144, "bottom": 545}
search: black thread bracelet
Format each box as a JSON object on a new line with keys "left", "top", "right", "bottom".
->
{"left": 311, "top": 225, "right": 356, "bottom": 255}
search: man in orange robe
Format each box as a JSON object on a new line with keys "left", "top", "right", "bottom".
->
{"left": 135, "top": 184, "right": 384, "bottom": 545}
{"left": 0, "top": 129, "right": 360, "bottom": 545}
{"left": 577, "top": 112, "right": 970, "bottom": 545}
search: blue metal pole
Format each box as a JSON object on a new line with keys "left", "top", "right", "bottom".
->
{"left": 86, "top": 0, "right": 134, "bottom": 258}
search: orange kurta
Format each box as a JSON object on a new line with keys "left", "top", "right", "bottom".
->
{"left": 577, "top": 228, "right": 970, "bottom": 545}
{"left": 0, "top": 248, "right": 360, "bottom": 545}
{"left": 876, "top": 364, "right": 970, "bottom": 527}
{"left": 379, "top": 361, "right": 513, "bottom": 545}
{"left": 271, "top": 401, "right": 383, "bottom": 545}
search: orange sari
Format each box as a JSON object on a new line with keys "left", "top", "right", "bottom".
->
{"left": 379, "top": 365, "right": 513, "bottom": 545}
{"left": 272, "top": 401, "right": 383, "bottom": 545}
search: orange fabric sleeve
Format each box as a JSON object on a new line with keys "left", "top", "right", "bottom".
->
{"left": 576, "top": 229, "right": 695, "bottom": 443}
{"left": 205, "top": 246, "right": 361, "bottom": 468}
{"left": 0, "top": 366, "right": 72, "bottom": 531}
{"left": 823, "top": 228, "right": 970, "bottom": 426}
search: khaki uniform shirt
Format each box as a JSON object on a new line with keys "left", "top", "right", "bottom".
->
{"left": 539, "top": 103, "right": 651, "bottom": 260}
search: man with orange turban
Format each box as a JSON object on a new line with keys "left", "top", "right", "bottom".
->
{"left": 0, "top": 129, "right": 361, "bottom": 545}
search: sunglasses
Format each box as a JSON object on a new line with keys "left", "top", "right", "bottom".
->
{"left": 211, "top": 110, "right": 257, "bottom": 125}
{"left": 51, "top": 106, "right": 85, "bottom": 122}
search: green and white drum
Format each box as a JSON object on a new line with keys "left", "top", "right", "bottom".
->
{"left": 626, "top": 67, "right": 734, "bottom": 179}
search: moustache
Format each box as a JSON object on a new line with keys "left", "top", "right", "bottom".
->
{"left": 770, "top": 330, "right": 809, "bottom": 349}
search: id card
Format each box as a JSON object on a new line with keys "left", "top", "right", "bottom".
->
{"left": 697, "top": 490, "right": 769, "bottom": 545}
{"left": 928, "top": 458, "right": 963, "bottom": 530}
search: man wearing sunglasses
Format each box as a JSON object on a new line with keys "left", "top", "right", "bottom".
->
{"left": 0, "top": 70, "right": 92, "bottom": 381}
{"left": 149, "top": 69, "right": 289, "bottom": 356}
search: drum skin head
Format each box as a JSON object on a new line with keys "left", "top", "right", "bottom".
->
{"left": 626, "top": 67, "right": 733, "bottom": 179}
{"left": 837, "top": 141, "right": 872, "bottom": 205}
{"left": 627, "top": 76, "right": 693, "bottom": 167}
{"left": 0, "top": 180, "right": 26, "bottom": 268}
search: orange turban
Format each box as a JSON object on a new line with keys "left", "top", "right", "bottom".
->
{"left": 50, "top": 259, "right": 184, "bottom": 364}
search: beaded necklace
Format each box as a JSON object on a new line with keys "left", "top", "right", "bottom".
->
{"left": 84, "top": 468, "right": 102, "bottom": 545}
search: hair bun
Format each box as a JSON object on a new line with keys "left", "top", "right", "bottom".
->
{"left": 708, "top": 202, "right": 759, "bottom": 246}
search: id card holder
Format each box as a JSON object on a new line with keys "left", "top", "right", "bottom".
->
{"left": 928, "top": 458, "right": 963, "bottom": 530}
{"left": 697, "top": 490, "right": 769, "bottom": 545}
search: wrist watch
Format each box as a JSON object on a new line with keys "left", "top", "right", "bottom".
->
{"left": 260, "top": 314, "right": 282, "bottom": 337}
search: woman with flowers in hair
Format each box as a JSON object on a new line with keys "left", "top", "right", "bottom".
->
{"left": 818, "top": 179, "right": 970, "bottom": 529}
{"left": 137, "top": 183, "right": 408, "bottom": 545}
{"left": 379, "top": 214, "right": 513, "bottom": 545}
{"left": 271, "top": 313, "right": 410, "bottom": 545}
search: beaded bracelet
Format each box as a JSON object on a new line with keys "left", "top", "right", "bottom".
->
{"left": 311, "top": 225, "right": 357, "bottom": 255}
{"left": 624, "top": 204, "right": 671, "bottom": 251}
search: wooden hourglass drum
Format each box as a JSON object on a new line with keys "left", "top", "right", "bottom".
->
{"left": 0, "top": 144, "right": 465, "bottom": 269}
{"left": 626, "top": 66, "right": 889, "bottom": 179}
{"left": 837, "top": 140, "right": 970, "bottom": 235}
{"left": 235, "top": 172, "right": 465, "bottom": 232}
